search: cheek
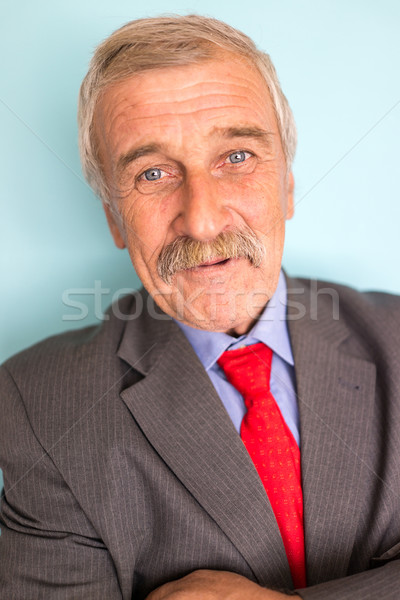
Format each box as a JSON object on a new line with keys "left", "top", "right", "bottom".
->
{"left": 119, "top": 195, "right": 173, "bottom": 266}
{"left": 224, "top": 175, "right": 286, "bottom": 229}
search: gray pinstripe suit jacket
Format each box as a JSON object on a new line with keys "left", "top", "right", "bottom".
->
{"left": 1, "top": 276, "right": 400, "bottom": 599}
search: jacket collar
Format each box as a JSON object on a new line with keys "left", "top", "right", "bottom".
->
{"left": 116, "top": 277, "right": 376, "bottom": 586}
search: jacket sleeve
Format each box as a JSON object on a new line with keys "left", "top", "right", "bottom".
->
{"left": 296, "top": 559, "right": 400, "bottom": 599}
{"left": 0, "top": 365, "right": 123, "bottom": 599}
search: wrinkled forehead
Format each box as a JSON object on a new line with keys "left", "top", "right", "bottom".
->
{"left": 94, "top": 50, "right": 271, "bottom": 123}
{"left": 93, "top": 53, "right": 276, "bottom": 159}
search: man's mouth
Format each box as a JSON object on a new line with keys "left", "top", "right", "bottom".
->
{"left": 196, "top": 258, "right": 231, "bottom": 268}
{"left": 156, "top": 226, "right": 265, "bottom": 284}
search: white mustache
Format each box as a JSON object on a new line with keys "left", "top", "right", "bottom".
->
{"left": 157, "top": 227, "right": 265, "bottom": 284}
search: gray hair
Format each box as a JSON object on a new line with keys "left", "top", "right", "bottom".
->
{"left": 78, "top": 14, "right": 297, "bottom": 204}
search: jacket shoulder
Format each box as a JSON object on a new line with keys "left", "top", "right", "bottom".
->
{"left": 1, "top": 292, "right": 142, "bottom": 412}
{"left": 290, "top": 276, "right": 400, "bottom": 362}
{"left": 293, "top": 276, "right": 400, "bottom": 317}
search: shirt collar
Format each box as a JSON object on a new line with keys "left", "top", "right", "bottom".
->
{"left": 174, "top": 270, "right": 294, "bottom": 371}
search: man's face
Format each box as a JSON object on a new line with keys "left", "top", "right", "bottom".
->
{"left": 95, "top": 53, "right": 294, "bottom": 334}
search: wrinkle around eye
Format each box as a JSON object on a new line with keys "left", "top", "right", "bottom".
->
{"left": 216, "top": 151, "right": 258, "bottom": 175}
{"left": 226, "top": 150, "right": 253, "bottom": 164}
{"left": 135, "top": 169, "right": 181, "bottom": 194}
{"left": 140, "top": 167, "right": 165, "bottom": 181}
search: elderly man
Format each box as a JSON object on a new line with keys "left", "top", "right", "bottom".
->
{"left": 1, "top": 14, "right": 399, "bottom": 600}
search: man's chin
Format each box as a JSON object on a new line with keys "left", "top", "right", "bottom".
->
{"left": 168, "top": 298, "right": 270, "bottom": 335}
{"left": 148, "top": 263, "right": 275, "bottom": 333}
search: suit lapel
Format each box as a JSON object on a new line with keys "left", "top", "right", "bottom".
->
{"left": 117, "top": 291, "right": 292, "bottom": 589}
{"left": 116, "top": 281, "right": 377, "bottom": 587}
{"left": 287, "top": 277, "right": 376, "bottom": 584}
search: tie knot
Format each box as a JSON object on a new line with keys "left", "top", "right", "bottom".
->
{"left": 217, "top": 342, "right": 273, "bottom": 402}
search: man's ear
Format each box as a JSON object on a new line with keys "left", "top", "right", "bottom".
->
{"left": 286, "top": 171, "right": 295, "bottom": 220}
{"left": 102, "top": 202, "right": 126, "bottom": 249}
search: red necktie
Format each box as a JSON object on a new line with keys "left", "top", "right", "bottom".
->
{"left": 217, "top": 342, "right": 306, "bottom": 588}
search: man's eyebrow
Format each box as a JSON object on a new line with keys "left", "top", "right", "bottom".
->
{"left": 212, "top": 126, "right": 275, "bottom": 145}
{"left": 117, "top": 144, "right": 161, "bottom": 174}
{"left": 116, "top": 127, "right": 274, "bottom": 174}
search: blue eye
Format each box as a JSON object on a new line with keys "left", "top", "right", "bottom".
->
{"left": 228, "top": 151, "right": 247, "bottom": 164}
{"left": 144, "top": 168, "right": 162, "bottom": 181}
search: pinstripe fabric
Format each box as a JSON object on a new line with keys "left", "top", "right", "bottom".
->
{"left": 1, "top": 278, "right": 400, "bottom": 599}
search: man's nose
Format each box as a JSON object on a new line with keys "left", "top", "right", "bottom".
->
{"left": 175, "top": 172, "right": 232, "bottom": 241}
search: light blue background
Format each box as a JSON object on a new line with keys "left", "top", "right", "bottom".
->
{"left": 1, "top": 1, "right": 400, "bottom": 358}
{"left": 0, "top": 0, "right": 399, "bottom": 508}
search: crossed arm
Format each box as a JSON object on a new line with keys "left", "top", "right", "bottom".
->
{"left": 145, "top": 570, "right": 296, "bottom": 599}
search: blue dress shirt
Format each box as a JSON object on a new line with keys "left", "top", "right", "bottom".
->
{"left": 174, "top": 270, "right": 300, "bottom": 446}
